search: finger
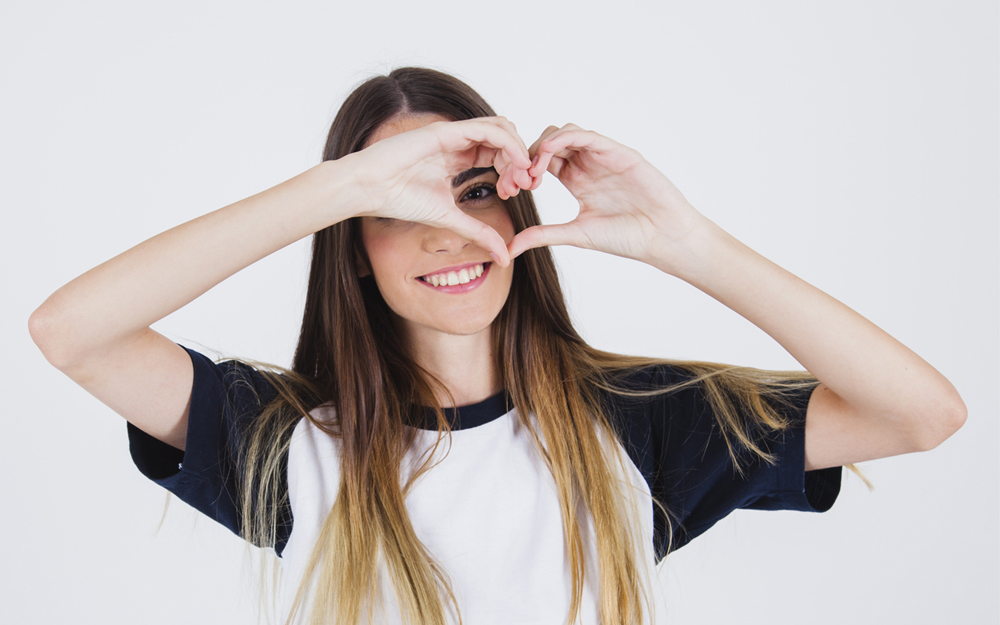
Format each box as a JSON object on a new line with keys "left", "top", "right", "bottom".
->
{"left": 495, "top": 152, "right": 533, "bottom": 198}
{"left": 527, "top": 154, "right": 562, "bottom": 190}
{"left": 528, "top": 125, "right": 561, "bottom": 159}
{"left": 526, "top": 152, "right": 567, "bottom": 191}
{"left": 511, "top": 166, "right": 533, "bottom": 192}
{"left": 529, "top": 126, "right": 602, "bottom": 179}
{"left": 440, "top": 210, "right": 512, "bottom": 267}
{"left": 551, "top": 155, "right": 571, "bottom": 179}
{"left": 496, "top": 165, "right": 516, "bottom": 200}
{"left": 434, "top": 119, "right": 532, "bottom": 169}
{"left": 507, "top": 222, "right": 587, "bottom": 259}
{"left": 528, "top": 134, "right": 572, "bottom": 179}
{"left": 538, "top": 128, "right": 601, "bottom": 157}
{"left": 528, "top": 155, "right": 545, "bottom": 190}
{"left": 533, "top": 150, "right": 563, "bottom": 181}
{"left": 527, "top": 125, "right": 566, "bottom": 183}
{"left": 488, "top": 116, "right": 531, "bottom": 163}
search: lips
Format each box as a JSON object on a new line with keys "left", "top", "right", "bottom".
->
{"left": 419, "top": 262, "right": 489, "bottom": 287}
{"left": 417, "top": 261, "right": 491, "bottom": 292}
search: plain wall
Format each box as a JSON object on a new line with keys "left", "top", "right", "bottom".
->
{"left": 2, "top": 1, "right": 997, "bottom": 623}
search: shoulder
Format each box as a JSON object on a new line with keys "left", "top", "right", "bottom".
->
{"left": 594, "top": 363, "right": 712, "bottom": 485}
{"left": 598, "top": 362, "right": 710, "bottom": 432}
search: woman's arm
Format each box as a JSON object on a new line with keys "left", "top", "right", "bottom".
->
{"left": 29, "top": 118, "right": 533, "bottom": 450}
{"left": 29, "top": 162, "right": 352, "bottom": 449}
{"left": 665, "top": 222, "right": 966, "bottom": 470}
{"left": 510, "top": 124, "right": 966, "bottom": 470}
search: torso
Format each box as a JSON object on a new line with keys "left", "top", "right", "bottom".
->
{"left": 279, "top": 403, "right": 663, "bottom": 625}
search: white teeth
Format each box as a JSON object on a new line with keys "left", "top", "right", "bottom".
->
{"left": 421, "top": 263, "right": 486, "bottom": 287}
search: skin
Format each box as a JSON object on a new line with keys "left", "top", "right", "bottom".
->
{"left": 355, "top": 115, "right": 967, "bottom": 471}
{"left": 28, "top": 109, "right": 965, "bottom": 472}
{"left": 360, "top": 114, "right": 515, "bottom": 406}
{"left": 28, "top": 115, "right": 536, "bottom": 450}
{"left": 512, "top": 123, "right": 967, "bottom": 470}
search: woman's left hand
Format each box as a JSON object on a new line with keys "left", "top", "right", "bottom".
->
{"left": 507, "top": 124, "right": 708, "bottom": 273}
{"left": 511, "top": 130, "right": 966, "bottom": 472}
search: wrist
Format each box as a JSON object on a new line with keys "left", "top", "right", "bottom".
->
{"left": 645, "top": 212, "right": 731, "bottom": 280}
{"left": 315, "top": 157, "right": 367, "bottom": 225}
{"left": 655, "top": 219, "right": 767, "bottom": 302}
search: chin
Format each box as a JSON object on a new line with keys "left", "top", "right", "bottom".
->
{"left": 423, "top": 314, "right": 497, "bottom": 337}
{"left": 384, "top": 280, "right": 512, "bottom": 340}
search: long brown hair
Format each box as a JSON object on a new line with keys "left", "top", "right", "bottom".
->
{"left": 239, "top": 67, "right": 819, "bottom": 625}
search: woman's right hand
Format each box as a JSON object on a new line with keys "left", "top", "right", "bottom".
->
{"left": 341, "top": 117, "right": 535, "bottom": 266}
{"left": 28, "top": 115, "right": 535, "bottom": 450}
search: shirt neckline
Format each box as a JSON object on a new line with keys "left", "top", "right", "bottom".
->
{"left": 417, "top": 389, "right": 512, "bottom": 431}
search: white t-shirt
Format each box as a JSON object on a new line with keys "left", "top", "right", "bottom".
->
{"left": 128, "top": 346, "right": 841, "bottom": 624}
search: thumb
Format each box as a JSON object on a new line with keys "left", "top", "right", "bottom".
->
{"left": 507, "top": 222, "right": 586, "bottom": 259}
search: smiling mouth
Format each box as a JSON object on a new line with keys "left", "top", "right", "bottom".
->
{"left": 419, "top": 262, "right": 490, "bottom": 288}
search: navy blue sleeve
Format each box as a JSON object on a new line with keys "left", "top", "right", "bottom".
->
{"left": 605, "top": 365, "right": 842, "bottom": 561}
{"left": 126, "top": 346, "right": 294, "bottom": 555}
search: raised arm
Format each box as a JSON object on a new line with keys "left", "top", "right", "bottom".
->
{"left": 510, "top": 124, "right": 966, "bottom": 470}
{"left": 29, "top": 118, "right": 533, "bottom": 450}
{"left": 29, "top": 162, "right": 353, "bottom": 450}
{"left": 661, "top": 220, "right": 967, "bottom": 470}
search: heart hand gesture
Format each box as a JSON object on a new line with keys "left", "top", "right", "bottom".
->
{"left": 347, "top": 116, "right": 536, "bottom": 265}
{"left": 508, "top": 124, "right": 709, "bottom": 276}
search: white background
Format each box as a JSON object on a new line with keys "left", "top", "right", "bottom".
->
{"left": 2, "top": 1, "right": 997, "bottom": 624}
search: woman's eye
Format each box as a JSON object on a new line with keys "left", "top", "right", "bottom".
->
{"left": 461, "top": 183, "right": 497, "bottom": 203}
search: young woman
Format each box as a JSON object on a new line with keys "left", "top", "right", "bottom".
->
{"left": 28, "top": 67, "right": 966, "bottom": 625}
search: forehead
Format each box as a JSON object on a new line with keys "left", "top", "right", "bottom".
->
{"left": 367, "top": 112, "right": 452, "bottom": 146}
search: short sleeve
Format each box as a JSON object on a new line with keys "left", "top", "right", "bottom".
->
{"left": 126, "top": 345, "right": 295, "bottom": 554}
{"left": 605, "top": 365, "right": 842, "bottom": 561}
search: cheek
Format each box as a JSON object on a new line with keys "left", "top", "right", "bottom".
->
{"left": 362, "top": 237, "right": 391, "bottom": 272}
{"left": 484, "top": 206, "right": 516, "bottom": 243}
{"left": 363, "top": 240, "right": 410, "bottom": 311}
{"left": 360, "top": 225, "right": 405, "bottom": 278}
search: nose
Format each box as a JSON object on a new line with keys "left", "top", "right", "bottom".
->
{"left": 422, "top": 225, "right": 471, "bottom": 255}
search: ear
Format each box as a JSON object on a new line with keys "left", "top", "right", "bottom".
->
{"left": 355, "top": 247, "right": 372, "bottom": 278}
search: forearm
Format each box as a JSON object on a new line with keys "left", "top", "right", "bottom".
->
{"left": 517, "top": 123, "right": 965, "bottom": 462}
{"left": 30, "top": 159, "right": 356, "bottom": 369}
{"left": 653, "top": 219, "right": 966, "bottom": 452}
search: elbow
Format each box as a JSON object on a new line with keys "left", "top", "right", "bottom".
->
{"left": 29, "top": 304, "right": 59, "bottom": 364}
{"left": 934, "top": 390, "right": 968, "bottom": 447}
{"left": 909, "top": 385, "right": 967, "bottom": 452}
{"left": 28, "top": 303, "right": 78, "bottom": 371}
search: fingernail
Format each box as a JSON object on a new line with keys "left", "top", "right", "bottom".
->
{"left": 490, "top": 252, "right": 502, "bottom": 266}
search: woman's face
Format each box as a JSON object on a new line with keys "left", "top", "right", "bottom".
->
{"left": 358, "top": 113, "right": 516, "bottom": 341}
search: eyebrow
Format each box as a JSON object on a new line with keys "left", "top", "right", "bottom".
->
{"left": 451, "top": 167, "right": 496, "bottom": 188}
